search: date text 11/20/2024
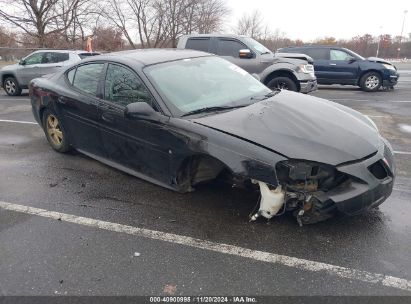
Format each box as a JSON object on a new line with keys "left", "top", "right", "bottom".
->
{"left": 149, "top": 296, "right": 257, "bottom": 303}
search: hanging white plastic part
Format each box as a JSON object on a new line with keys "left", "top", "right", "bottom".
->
{"left": 250, "top": 181, "right": 285, "bottom": 221}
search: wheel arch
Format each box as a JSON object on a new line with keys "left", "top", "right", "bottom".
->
{"left": 1, "top": 73, "right": 17, "bottom": 86}
{"left": 357, "top": 69, "right": 383, "bottom": 86}
{"left": 174, "top": 153, "right": 233, "bottom": 193}
{"left": 263, "top": 70, "right": 300, "bottom": 91}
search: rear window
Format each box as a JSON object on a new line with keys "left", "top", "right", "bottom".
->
{"left": 186, "top": 38, "right": 210, "bottom": 52}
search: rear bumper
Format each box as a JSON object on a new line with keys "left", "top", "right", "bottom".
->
{"left": 299, "top": 79, "right": 318, "bottom": 93}
{"left": 325, "top": 138, "right": 395, "bottom": 215}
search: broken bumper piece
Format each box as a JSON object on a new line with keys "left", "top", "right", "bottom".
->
{"left": 250, "top": 181, "right": 285, "bottom": 221}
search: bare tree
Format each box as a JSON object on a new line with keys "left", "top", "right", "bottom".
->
{"left": 104, "top": 0, "right": 229, "bottom": 49}
{"left": 0, "top": 0, "right": 85, "bottom": 47}
{"left": 235, "top": 10, "right": 264, "bottom": 39}
{"left": 192, "top": 0, "right": 230, "bottom": 34}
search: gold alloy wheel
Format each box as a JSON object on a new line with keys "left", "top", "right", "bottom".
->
{"left": 46, "top": 114, "right": 63, "bottom": 147}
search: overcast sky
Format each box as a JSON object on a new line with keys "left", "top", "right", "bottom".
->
{"left": 225, "top": 0, "right": 410, "bottom": 41}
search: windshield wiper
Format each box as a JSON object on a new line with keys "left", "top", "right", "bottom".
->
{"left": 250, "top": 90, "right": 280, "bottom": 101}
{"left": 181, "top": 105, "right": 247, "bottom": 117}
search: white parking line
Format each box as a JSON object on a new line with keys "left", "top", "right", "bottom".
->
{"left": 0, "top": 98, "right": 30, "bottom": 102}
{"left": 0, "top": 201, "right": 410, "bottom": 292}
{"left": 0, "top": 119, "right": 37, "bottom": 125}
{"left": 331, "top": 99, "right": 411, "bottom": 103}
{"left": 394, "top": 151, "right": 411, "bottom": 155}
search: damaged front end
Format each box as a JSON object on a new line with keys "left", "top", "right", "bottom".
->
{"left": 249, "top": 142, "right": 395, "bottom": 225}
{"left": 250, "top": 160, "right": 344, "bottom": 225}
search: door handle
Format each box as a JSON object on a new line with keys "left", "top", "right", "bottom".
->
{"left": 101, "top": 112, "right": 115, "bottom": 123}
{"left": 329, "top": 63, "right": 337, "bottom": 66}
{"left": 57, "top": 96, "right": 67, "bottom": 104}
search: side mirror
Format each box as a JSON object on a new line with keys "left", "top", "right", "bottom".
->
{"left": 348, "top": 58, "right": 356, "bottom": 63}
{"left": 19, "top": 59, "right": 26, "bottom": 65}
{"left": 124, "top": 102, "right": 156, "bottom": 119}
{"left": 239, "top": 49, "right": 253, "bottom": 59}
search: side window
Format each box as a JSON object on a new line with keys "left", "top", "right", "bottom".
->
{"left": 216, "top": 39, "right": 246, "bottom": 57}
{"left": 330, "top": 49, "right": 353, "bottom": 61}
{"left": 104, "top": 64, "right": 154, "bottom": 108}
{"left": 24, "top": 52, "right": 45, "bottom": 65}
{"left": 72, "top": 63, "right": 104, "bottom": 95}
{"left": 186, "top": 38, "right": 210, "bottom": 52}
{"left": 304, "top": 48, "right": 330, "bottom": 60}
{"left": 45, "top": 52, "right": 69, "bottom": 63}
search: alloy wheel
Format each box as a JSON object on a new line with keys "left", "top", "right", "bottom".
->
{"left": 365, "top": 75, "right": 380, "bottom": 90}
{"left": 4, "top": 79, "right": 16, "bottom": 94}
{"left": 46, "top": 115, "right": 63, "bottom": 147}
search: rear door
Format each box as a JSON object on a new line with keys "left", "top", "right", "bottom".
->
{"left": 98, "top": 63, "right": 172, "bottom": 183}
{"left": 302, "top": 48, "right": 331, "bottom": 83}
{"left": 215, "top": 38, "right": 259, "bottom": 74}
{"left": 37, "top": 52, "right": 69, "bottom": 75}
{"left": 185, "top": 37, "right": 212, "bottom": 53}
{"left": 57, "top": 62, "right": 106, "bottom": 156}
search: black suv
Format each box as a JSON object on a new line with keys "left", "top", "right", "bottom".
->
{"left": 278, "top": 45, "right": 399, "bottom": 91}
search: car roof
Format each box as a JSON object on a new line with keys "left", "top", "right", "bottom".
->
{"left": 282, "top": 45, "right": 343, "bottom": 49}
{"left": 181, "top": 33, "right": 248, "bottom": 39}
{"left": 95, "top": 48, "right": 212, "bottom": 66}
{"left": 31, "top": 49, "right": 99, "bottom": 54}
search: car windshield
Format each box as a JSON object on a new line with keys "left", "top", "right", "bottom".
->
{"left": 242, "top": 37, "right": 272, "bottom": 54}
{"left": 145, "top": 56, "right": 271, "bottom": 116}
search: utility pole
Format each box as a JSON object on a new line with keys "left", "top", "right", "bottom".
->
{"left": 397, "top": 10, "right": 408, "bottom": 59}
{"left": 376, "top": 26, "right": 382, "bottom": 57}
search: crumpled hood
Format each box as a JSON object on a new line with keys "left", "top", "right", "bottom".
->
{"left": 366, "top": 57, "right": 392, "bottom": 65}
{"left": 193, "top": 91, "right": 381, "bottom": 165}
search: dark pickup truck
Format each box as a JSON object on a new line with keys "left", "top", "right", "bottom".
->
{"left": 178, "top": 34, "right": 317, "bottom": 93}
{"left": 278, "top": 45, "right": 399, "bottom": 92}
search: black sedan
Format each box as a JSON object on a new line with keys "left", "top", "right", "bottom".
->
{"left": 29, "top": 49, "right": 395, "bottom": 225}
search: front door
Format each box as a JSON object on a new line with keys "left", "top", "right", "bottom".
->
{"left": 98, "top": 63, "right": 172, "bottom": 184}
{"left": 18, "top": 52, "right": 46, "bottom": 85}
{"left": 215, "top": 38, "right": 260, "bottom": 74}
{"left": 327, "top": 49, "right": 359, "bottom": 84}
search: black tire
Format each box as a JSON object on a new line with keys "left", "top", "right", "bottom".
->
{"left": 42, "top": 109, "right": 71, "bottom": 153}
{"left": 359, "top": 72, "right": 382, "bottom": 92}
{"left": 266, "top": 76, "right": 298, "bottom": 92}
{"left": 3, "top": 77, "right": 22, "bottom": 96}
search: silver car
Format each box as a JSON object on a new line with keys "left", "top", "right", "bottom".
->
{"left": 0, "top": 50, "right": 100, "bottom": 96}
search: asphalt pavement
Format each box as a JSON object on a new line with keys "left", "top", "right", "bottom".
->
{"left": 0, "top": 66, "right": 410, "bottom": 299}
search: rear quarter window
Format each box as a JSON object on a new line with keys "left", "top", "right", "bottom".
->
{"left": 185, "top": 38, "right": 210, "bottom": 52}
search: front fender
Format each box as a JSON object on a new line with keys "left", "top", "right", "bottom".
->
{"left": 259, "top": 62, "right": 298, "bottom": 84}
{"left": 167, "top": 119, "right": 287, "bottom": 190}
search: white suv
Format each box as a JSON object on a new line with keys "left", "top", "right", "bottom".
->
{"left": 0, "top": 50, "right": 100, "bottom": 96}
